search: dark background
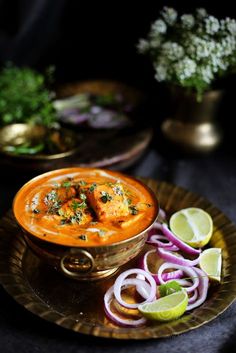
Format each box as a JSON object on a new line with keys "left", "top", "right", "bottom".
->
{"left": 1, "top": 0, "right": 236, "bottom": 146}
{"left": 1, "top": 2, "right": 236, "bottom": 353}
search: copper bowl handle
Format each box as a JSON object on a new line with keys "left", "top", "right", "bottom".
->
{"left": 60, "top": 249, "right": 95, "bottom": 278}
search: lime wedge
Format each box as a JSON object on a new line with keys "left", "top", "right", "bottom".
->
{"left": 199, "top": 248, "right": 222, "bottom": 282}
{"left": 138, "top": 290, "right": 188, "bottom": 321}
{"left": 169, "top": 207, "right": 213, "bottom": 248}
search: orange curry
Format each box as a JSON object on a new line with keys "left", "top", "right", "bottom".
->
{"left": 13, "top": 168, "right": 158, "bottom": 246}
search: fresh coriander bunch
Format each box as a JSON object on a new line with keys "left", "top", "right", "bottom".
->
{"left": 138, "top": 7, "right": 236, "bottom": 100}
{"left": 0, "top": 64, "right": 56, "bottom": 126}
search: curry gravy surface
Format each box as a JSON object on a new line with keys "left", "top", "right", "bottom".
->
{"left": 13, "top": 168, "right": 158, "bottom": 247}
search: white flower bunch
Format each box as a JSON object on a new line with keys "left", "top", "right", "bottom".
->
{"left": 138, "top": 7, "right": 236, "bottom": 99}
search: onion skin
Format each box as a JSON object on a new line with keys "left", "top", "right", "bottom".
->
{"left": 161, "top": 224, "right": 201, "bottom": 255}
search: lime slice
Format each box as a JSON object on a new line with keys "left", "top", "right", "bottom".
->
{"left": 199, "top": 248, "right": 222, "bottom": 282}
{"left": 138, "top": 290, "right": 188, "bottom": 322}
{"left": 169, "top": 207, "right": 213, "bottom": 248}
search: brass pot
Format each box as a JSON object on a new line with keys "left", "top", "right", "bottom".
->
{"left": 13, "top": 168, "right": 158, "bottom": 281}
{"left": 23, "top": 226, "right": 153, "bottom": 281}
{"left": 161, "top": 88, "right": 223, "bottom": 153}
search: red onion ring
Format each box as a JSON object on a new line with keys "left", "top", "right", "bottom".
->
{"left": 186, "top": 267, "right": 209, "bottom": 310}
{"left": 161, "top": 224, "right": 201, "bottom": 255}
{"left": 176, "top": 279, "right": 198, "bottom": 303}
{"left": 113, "top": 269, "right": 156, "bottom": 309}
{"left": 140, "top": 250, "right": 183, "bottom": 284}
{"left": 120, "top": 277, "right": 153, "bottom": 300}
{"left": 188, "top": 289, "right": 198, "bottom": 304}
{"left": 104, "top": 285, "right": 147, "bottom": 327}
{"left": 157, "top": 262, "right": 200, "bottom": 293}
{"left": 135, "top": 274, "right": 154, "bottom": 299}
{"left": 157, "top": 248, "right": 200, "bottom": 267}
{"left": 147, "top": 234, "right": 179, "bottom": 251}
{"left": 158, "top": 208, "right": 166, "bottom": 222}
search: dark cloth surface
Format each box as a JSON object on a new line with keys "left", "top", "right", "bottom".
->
{"left": 0, "top": 148, "right": 236, "bottom": 353}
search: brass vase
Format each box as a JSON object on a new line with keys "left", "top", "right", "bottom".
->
{"left": 161, "top": 88, "right": 223, "bottom": 153}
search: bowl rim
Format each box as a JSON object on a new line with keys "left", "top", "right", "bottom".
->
{"left": 0, "top": 124, "right": 80, "bottom": 160}
{"left": 12, "top": 167, "right": 159, "bottom": 248}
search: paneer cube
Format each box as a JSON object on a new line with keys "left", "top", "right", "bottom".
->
{"left": 58, "top": 198, "right": 92, "bottom": 225}
{"left": 86, "top": 183, "right": 129, "bottom": 221}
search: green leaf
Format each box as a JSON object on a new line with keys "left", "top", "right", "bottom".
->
{"left": 0, "top": 64, "right": 56, "bottom": 127}
{"left": 159, "top": 280, "right": 182, "bottom": 297}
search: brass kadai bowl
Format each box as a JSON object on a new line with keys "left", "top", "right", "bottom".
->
{"left": 12, "top": 168, "right": 159, "bottom": 281}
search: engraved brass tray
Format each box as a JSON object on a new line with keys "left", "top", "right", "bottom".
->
{"left": 0, "top": 179, "right": 236, "bottom": 339}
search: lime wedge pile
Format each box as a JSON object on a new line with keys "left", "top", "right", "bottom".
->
{"left": 199, "top": 248, "right": 222, "bottom": 282}
{"left": 138, "top": 290, "right": 188, "bottom": 322}
{"left": 170, "top": 207, "right": 213, "bottom": 248}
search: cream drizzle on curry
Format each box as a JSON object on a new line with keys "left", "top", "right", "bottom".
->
{"left": 13, "top": 168, "right": 158, "bottom": 247}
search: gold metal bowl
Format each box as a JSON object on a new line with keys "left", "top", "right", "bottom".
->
{"left": 0, "top": 124, "right": 79, "bottom": 160}
{"left": 12, "top": 168, "right": 159, "bottom": 281}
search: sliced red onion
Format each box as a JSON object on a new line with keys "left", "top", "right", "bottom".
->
{"left": 140, "top": 250, "right": 183, "bottom": 284}
{"left": 113, "top": 268, "right": 156, "bottom": 309}
{"left": 146, "top": 234, "right": 179, "bottom": 251}
{"left": 186, "top": 267, "right": 209, "bottom": 311}
{"left": 176, "top": 279, "right": 198, "bottom": 303}
{"left": 161, "top": 224, "right": 201, "bottom": 255}
{"left": 176, "top": 279, "right": 193, "bottom": 287}
{"left": 188, "top": 289, "right": 198, "bottom": 304}
{"left": 157, "top": 248, "right": 200, "bottom": 267}
{"left": 136, "top": 274, "right": 153, "bottom": 299}
{"left": 104, "top": 285, "right": 146, "bottom": 327}
{"left": 147, "top": 224, "right": 164, "bottom": 239}
{"left": 157, "top": 262, "right": 200, "bottom": 293}
{"left": 121, "top": 278, "right": 152, "bottom": 300}
{"left": 158, "top": 208, "right": 166, "bottom": 222}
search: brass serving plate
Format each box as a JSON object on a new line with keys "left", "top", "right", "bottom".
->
{"left": 0, "top": 179, "right": 236, "bottom": 339}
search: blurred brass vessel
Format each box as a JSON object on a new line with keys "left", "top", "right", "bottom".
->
{"left": 162, "top": 88, "right": 223, "bottom": 153}
{"left": 0, "top": 124, "right": 79, "bottom": 160}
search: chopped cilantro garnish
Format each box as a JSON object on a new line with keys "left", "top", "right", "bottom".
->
{"left": 44, "top": 190, "right": 57, "bottom": 203}
{"left": 44, "top": 190, "right": 61, "bottom": 214}
{"left": 89, "top": 183, "right": 97, "bottom": 192}
{"left": 159, "top": 281, "right": 182, "bottom": 297}
{"left": 113, "top": 185, "right": 123, "bottom": 195}
{"left": 98, "top": 229, "right": 106, "bottom": 237}
{"left": 71, "top": 199, "right": 87, "bottom": 211}
{"left": 105, "top": 182, "right": 114, "bottom": 187}
{"left": 100, "top": 191, "right": 112, "bottom": 203}
{"left": 78, "top": 180, "right": 87, "bottom": 186}
{"left": 129, "top": 205, "right": 138, "bottom": 215}
{"left": 79, "top": 193, "right": 87, "bottom": 200}
{"left": 61, "top": 180, "right": 71, "bottom": 188}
